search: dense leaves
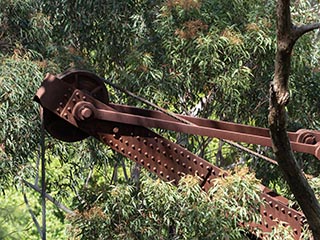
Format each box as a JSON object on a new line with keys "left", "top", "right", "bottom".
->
{"left": 0, "top": 55, "right": 42, "bottom": 191}
{"left": 0, "top": 0, "right": 319, "bottom": 238}
{"left": 69, "top": 169, "right": 262, "bottom": 240}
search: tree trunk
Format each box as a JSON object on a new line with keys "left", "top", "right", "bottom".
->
{"left": 269, "top": 0, "right": 320, "bottom": 238}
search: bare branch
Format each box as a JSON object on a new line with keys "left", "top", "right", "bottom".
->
{"left": 294, "top": 22, "right": 320, "bottom": 41}
{"left": 85, "top": 168, "right": 93, "bottom": 188}
{"left": 23, "top": 180, "right": 75, "bottom": 216}
{"left": 22, "top": 191, "right": 43, "bottom": 239}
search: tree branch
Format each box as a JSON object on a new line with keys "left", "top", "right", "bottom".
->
{"left": 293, "top": 22, "right": 320, "bottom": 41}
{"left": 22, "top": 191, "right": 43, "bottom": 239}
{"left": 23, "top": 180, "right": 75, "bottom": 216}
{"left": 269, "top": 0, "right": 320, "bottom": 238}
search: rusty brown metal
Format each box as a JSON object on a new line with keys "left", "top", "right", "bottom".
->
{"left": 35, "top": 70, "right": 315, "bottom": 239}
{"left": 34, "top": 70, "right": 108, "bottom": 142}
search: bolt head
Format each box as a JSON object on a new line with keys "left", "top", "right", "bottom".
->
{"left": 81, "top": 107, "right": 93, "bottom": 119}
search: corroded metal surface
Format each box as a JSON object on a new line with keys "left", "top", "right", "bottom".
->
{"left": 35, "top": 70, "right": 319, "bottom": 239}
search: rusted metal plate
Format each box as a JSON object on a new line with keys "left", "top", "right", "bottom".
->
{"left": 34, "top": 70, "right": 108, "bottom": 142}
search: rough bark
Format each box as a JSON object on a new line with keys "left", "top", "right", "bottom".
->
{"left": 268, "top": 0, "right": 320, "bottom": 238}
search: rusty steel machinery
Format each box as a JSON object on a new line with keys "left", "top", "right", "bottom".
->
{"left": 34, "top": 70, "right": 320, "bottom": 239}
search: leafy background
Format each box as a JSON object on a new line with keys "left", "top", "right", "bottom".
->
{"left": 0, "top": 0, "right": 319, "bottom": 239}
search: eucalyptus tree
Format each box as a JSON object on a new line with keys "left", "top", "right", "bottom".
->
{"left": 269, "top": 0, "right": 320, "bottom": 238}
{"left": 1, "top": 0, "right": 320, "bottom": 239}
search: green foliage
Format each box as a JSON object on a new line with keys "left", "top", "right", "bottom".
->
{"left": 1, "top": 0, "right": 320, "bottom": 239}
{"left": 69, "top": 169, "right": 262, "bottom": 239}
{"left": 0, "top": 188, "right": 66, "bottom": 240}
{"left": 0, "top": 55, "right": 43, "bottom": 191}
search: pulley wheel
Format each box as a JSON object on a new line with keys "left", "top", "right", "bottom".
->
{"left": 43, "top": 70, "right": 109, "bottom": 142}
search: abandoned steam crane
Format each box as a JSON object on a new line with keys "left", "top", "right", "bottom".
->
{"left": 35, "top": 70, "right": 320, "bottom": 238}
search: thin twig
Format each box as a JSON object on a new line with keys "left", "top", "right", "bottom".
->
{"left": 34, "top": 149, "right": 40, "bottom": 187}
{"left": 22, "top": 190, "right": 43, "bottom": 239}
{"left": 23, "top": 180, "right": 75, "bottom": 215}
{"left": 85, "top": 168, "right": 94, "bottom": 188}
{"left": 121, "top": 157, "right": 129, "bottom": 181}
